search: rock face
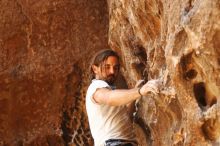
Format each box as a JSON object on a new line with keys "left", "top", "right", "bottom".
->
{"left": 108, "top": 0, "right": 220, "bottom": 146}
{"left": 0, "top": 0, "right": 108, "bottom": 145}
{"left": 0, "top": 0, "right": 219, "bottom": 146}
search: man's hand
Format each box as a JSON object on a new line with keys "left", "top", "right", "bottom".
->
{"left": 139, "top": 79, "right": 161, "bottom": 96}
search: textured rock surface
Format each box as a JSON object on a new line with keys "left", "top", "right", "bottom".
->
{"left": 0, "top": 0, "right": 108, "bottom": 145}
{"left": 0, "top": 0, "right": 220, "bottom": 146}
{"left": 108, "top": 0, "right": 220, "bottom": 145}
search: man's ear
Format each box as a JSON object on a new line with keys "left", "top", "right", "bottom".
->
{"left": 92, "top": 65, "right": 99, "bottom": 74}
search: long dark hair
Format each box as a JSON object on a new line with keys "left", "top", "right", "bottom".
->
{"left": 90, "top": 49, "right": 120, "bottom": 80}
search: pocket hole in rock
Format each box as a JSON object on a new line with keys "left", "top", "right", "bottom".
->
{"left": 193, "top": 82, "right": 218, "bottom": 109}
{"left": 131, "top": 62, "right": 146, "bottom": 79}
{"left": 133, "top": 45, "right": 147, "bottom": 62}
{"left": 184, "top": 69, "right": 197, "bottom": 80}
{"left": 180, "top": 52, "right": 196, "bottom": 80}
{"left": 193, "top": 82, "right": 207, "bottom": 108}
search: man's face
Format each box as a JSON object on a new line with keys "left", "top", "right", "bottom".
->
{"left": 92, "top": 56, "right": 120, "bottom": 85}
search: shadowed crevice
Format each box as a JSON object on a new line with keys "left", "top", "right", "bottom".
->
{"left": 180, "top": 52, "right": 198, "bottom": 80}
{"left": 193, "top": 82, "right": 217, "bottom": 110}
{"left": 61, "top": 64, "right": 82, "bottom": 146}
{"left": 193, "top": 82, "right": 207, "bottom": 108}
{"left": 134, "top": 116, "right": 153, "bottom": 146}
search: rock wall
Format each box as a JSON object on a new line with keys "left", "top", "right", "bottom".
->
{"left": 0, "top": 0, "right": 108, "bottom": 145}
{"left": 0, "top": 0, "right": 220, "bottom": 146}
{"left": 108, "top": 0, "right": 220, "bottom": 146}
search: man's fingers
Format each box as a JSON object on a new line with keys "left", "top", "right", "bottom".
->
{"left": 141, "top": 80, "right": 161, "bottom": 95}
{"left": 147, "top": 85, "right": 159, "bottom": 94}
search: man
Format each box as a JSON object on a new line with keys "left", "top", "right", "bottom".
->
{"left": 86, "top": 49, "right": 160, "bottom": 146}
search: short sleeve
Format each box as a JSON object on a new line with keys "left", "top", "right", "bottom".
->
{"left": 86, "top": 80, "right": 110, "bottom": 104}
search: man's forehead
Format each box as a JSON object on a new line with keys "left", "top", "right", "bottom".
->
{"left": 105, "top": 56, "right": 119, "bottom": 64}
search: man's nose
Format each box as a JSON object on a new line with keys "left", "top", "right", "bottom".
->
{"left": 109, "top": 67, "right": 115, "bottom": 74}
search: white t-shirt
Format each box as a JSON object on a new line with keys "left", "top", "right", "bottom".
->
{"left": 86, "top": 79, "right": 136, "bottom": 146}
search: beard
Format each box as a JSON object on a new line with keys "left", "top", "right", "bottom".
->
{"left": 105, "top": 74, "right": 116, "bottom": 85}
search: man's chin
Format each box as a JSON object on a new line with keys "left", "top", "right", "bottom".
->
{"left": 106, "top": 78, "right": 115, "bottom": 85}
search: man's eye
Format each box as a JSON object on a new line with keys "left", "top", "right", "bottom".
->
{"left": 105, "top": 66, "right": 110, "bottom": 69}
{"left": 104, "top": 65, "right": 119, "bottom": 70}
{"left": 114, "top": 66, "right": 119, "bottom": 70}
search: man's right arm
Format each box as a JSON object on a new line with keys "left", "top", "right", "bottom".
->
{"left": 93, "top": 79, "right": 160, "bottom": 106}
